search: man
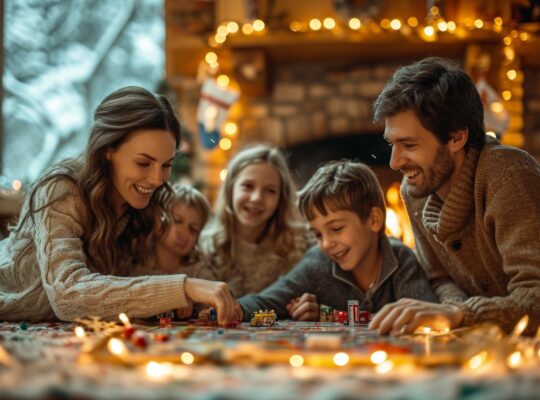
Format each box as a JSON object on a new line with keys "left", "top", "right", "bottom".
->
{"left": 369, "top": 57, "right": 540, "bottom": 335}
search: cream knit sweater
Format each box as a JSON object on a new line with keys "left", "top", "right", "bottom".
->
{"left": 402, "top": 138, "right": 540, "bottom": 333}
{"left": 0, "top": 172, "right": 188, "bottom": 322}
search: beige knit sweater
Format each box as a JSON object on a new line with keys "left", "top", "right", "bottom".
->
{"left": 201, "top": 232, "right": 312, "bottom": 298}
{"left": 0, "top": 173, "right": 188, "bottom": 322}
{"left": 402, "top": 138, "right": 540, "bottom": 333}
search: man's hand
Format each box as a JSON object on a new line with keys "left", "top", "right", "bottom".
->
{"left": 184, "top": 278, "right": 236, "bottom": 325}
{"left": 368, "top": 298, "right": 464, "bottom": 335}
{"left": 286, "top": 293, "right": 319, "bottom": 321}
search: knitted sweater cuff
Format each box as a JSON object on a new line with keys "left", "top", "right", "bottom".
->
{"left": 443, "top": 299, "right": 476, "bottom": 327}
{"left": 152, "top": 275, "right": 189, "bottom": 311}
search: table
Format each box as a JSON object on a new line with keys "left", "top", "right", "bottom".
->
{"left": 0, "top": 320, "right": 539, "bottom": 399}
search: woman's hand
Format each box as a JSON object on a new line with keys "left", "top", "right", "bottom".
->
{"left": 184, "top": 278, "right": 236, "bottom": 325}
{"left": 286, "top": 293, "right": 319, "bottom": 321}
{"left": 175, "top": 300, "right": 194, "bottom": 319}
{"left": 368, "top": 298, "right": 464, "bottom": 335}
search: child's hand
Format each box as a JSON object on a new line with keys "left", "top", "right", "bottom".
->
{"left": 232, "top": 302, "right": 244, "bottom": 322}
{"left": 184, "top": 278, "right": 236, "bottom": 325}
{"left": 286, "top": 293, "right": 319, "bottom": 321}
{"left": 175, "top": 300, "right": 194, "bottom": 319}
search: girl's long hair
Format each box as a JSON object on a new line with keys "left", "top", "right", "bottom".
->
{"left": 202, "top": 144, "right": 307, "bottom": 267}
{"left": 13, "top": 86, "right": 181, "bottom": 274}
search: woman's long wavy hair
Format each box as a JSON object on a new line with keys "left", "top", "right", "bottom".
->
{"left": 14, "top": 86, "right": 181, "bottom": 274}
{"left": 202, "top": 144, "right": 306, "bottom": 268}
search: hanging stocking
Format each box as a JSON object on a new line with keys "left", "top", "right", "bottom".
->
{"left": 197, "top": 78, "right": 239, "bottom": 149}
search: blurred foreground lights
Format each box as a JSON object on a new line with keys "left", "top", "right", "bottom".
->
{"left": 507, "top": 351, "right": 523, "bottom": 369}
{"left": 375, "top": 360, "right": 394, "bottom": 374}
{"left": 181, "top": 352, "right": 194, "bottom": 365}
{"left": 423, "top": 26, "right": 435, "bottom": 37}
{"left": 12, "top": 180, "right": 22, "bottom": 191}
{"left": 289, "top": 354, "right": 304, "bottom": 368}
{"left": 512, "top": 315, "right": 529, "bottom": 337}
{"left": 407, "top": 17, "right": 418, "bottom": 27}
{"left": 502, "top": 90, "right": 512, "bottom": 101}
{"left": 119, "top": 312, "right": 131, "bottom": 326}
{"left": 107, "top": 338, "right": 128, "bottom": 356}
{"left": 146, "top": 361, "right": 173, "bottom": 380}
{"left": 333, "top": 352, "right": 350, "bottom": 366}
{"left": 74, "top": 326, "right": 86, "bottom": 339}
{"left": 370, "top": 350, "right": 388, "bottom": 365}
{"left": 447, "top": 21, "right": 456, "bottom": 32}
{"left": 474, "top": 19, "right": 484, "bottom": 29}
{"left": 490, "top": 102, "right": 504, "bottom": 113}
{"left": 467, "top": 351, "right": 488, "bottom": 370}
{"left": 438, "top": 21, "right": 448, "bottom": 32}
{"left": 219, "top": 169, "right": 228, "bottom": 182}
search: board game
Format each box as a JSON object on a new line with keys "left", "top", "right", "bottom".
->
{"left": 79, "top": 318, "right": 467, "bottom": 368}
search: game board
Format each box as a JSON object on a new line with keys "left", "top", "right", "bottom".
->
{"left": 81, "top": 319, "right": 467, "bottom": 367}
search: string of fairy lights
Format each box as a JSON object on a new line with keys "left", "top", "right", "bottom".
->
{"left": 201, "top": 5, "right": 531, "bottom": 154}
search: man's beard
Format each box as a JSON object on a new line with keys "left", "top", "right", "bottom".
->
{"left": 407, "top": 145, "right": 455, "bottom": 198}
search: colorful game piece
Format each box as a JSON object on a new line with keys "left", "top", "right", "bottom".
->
{"left": 319, "top": 305, "right": 334, "bottom": 322}
{"left": 333, "top": 310, "right": 348, "bottom": 324}
{"left": 123, "top": 326, "right": 136, "bottom": 340}
{"left": 250, "top": 310, "right": 277, "bottom": 327}
{"left": 347, "top": 300, "right": 360, "bottom": 325}
{"left": 358, "top": 310, "right": 370, "bottom": 325}
{"left": 131, "top": 331, "right": 148, "bottom": 348}
{"left": 209, "top": 308, "right": 217, "bottom": 322}
{"left": 160, "top": 317, "right": 172, "bottom": 328}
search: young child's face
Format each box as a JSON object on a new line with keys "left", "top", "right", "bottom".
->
{"left": 309, "top": 208, "right": 378, "bottom": 272}
{"left": 232, "top": 162, "right": 281, "bottom": 232}
{"left": 159, "top": 203, "right": 203, "bottom": 258}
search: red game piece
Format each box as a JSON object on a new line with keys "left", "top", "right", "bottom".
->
{"left": 123, "top": 326, "right": 136, "bottom": 340}
{"left": 359, "top": 310, "right": 370, "bottom": 324}
{"left": 160, "top": 317, "right": 172, "bottom": 328}
{"left": 131, "top": 331, "right": 148, "bottom": 348}
{"left": 154, "top": 333, "right": 170, "bottom": 342}
{"left": 333, "top": 310, "right": 348, "bottom": 324}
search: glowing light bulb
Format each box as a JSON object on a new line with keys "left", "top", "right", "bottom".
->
{"left": 224, "top": 122, "right": 238, "bottom": 136}
{"left": 242, "top": 23, "right": 254, "bottom": 35}
{"left": 107, "top": 338, "right": 127, "bottom": 356}
{"left": 494, "top": 17, "right": 503, "bottom": 26}
{"left": 503, "top": 36, "right": 512, "bottom": 46}
{"left": 181, "top": 352, "right": 195, "bottom": 365}
{"left": 507, "top": 70, "right": 517, "bottom": 81}
{"left": 323, "top": 17, "right": 335, "bottom": 30}
{"left": 215, "top": 34, "right": 227, "bottom": 44}
{"left": 74, "top": 326, "right": 86, "bottom": 339}
{"left": 512, "top": 315, "right": 529, "bottom": 336}
{"left": 220, "top": 169, "right": 228, "bottom": 182}
{"left": 289, "top": 354, "right": 304, "bottom": 367}
{"left": 219, "top": 138, "right": 232, "bottom": 151}
{"left": 309, "top": 18, "right": 322, "bottom": 31}
{"left": 380, "top": 19, "right": 390, "bottom": 29}
{"left": 119, "top": 313, "right": 130, "bottom": 326}
{"left": 12, "top": 180, "right": 22, "bottom": 191}
{"left": 507, "top": 351, "right": 522, "bottom": 368}
{"left": 423, "top": 26, "right": 435, "bottom": 37}
{"left": 468, "top": 351, "right": 488, "bottom": 369}
{"left": 253, "top": 19, "right": 265, "bottom": 32}
{"left": 447, "top": 21, "right": 456, "bottom": 31}
{"left": 375, "top": 360, "right": 394, "bottom": 374}
{"left": 216, "top": 74, "right": 230, "bottom": 87}
{"left": 407, "top": 17, "right": 418, "bottom": 27}
{"left": 290, "top": 21, "right": 302, "bottom": 32}
{"left": 349, "top": 18, "right": 361, "bottom": 30}
{"left": 390, "top": 19, "right": 401, "bottom": 30}
{"left": 486, "top": 131, "right": 497, "bottom": 138}
{"left": 370, "top": 350, "right": 388, "bottom": 365}
{"left": 227, "top": 21, "right": 239, "bottom": 33}
{"left": 474, "top": 19, "right": 484, "bottom": 29}
{"left": 519, "top": 32, "right": 529, "bottom": 41}
{"left": 490, "top": 102, "right": 504, "bottom": 113}
{"left": 205, "top": 52, "right": 218, "bottom": 64}
{"left": 502, "top": 91, "right": 512, "bottom": 101}
{"left": 333, "top": 352, "right": 350, "bottom": 366}
{"left": 217, "top": 25, "right": 228, "bottom": 36}
{"left": 438, "top": 21, "right": 448, "bottom": 31}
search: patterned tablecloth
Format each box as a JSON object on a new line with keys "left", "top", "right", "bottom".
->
{"left": 0, "top": 321, "right": 539, "bottom": 400}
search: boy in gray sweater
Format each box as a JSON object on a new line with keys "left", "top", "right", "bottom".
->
{"left": 237, "top": 161, "right": 437, "bottom": 321}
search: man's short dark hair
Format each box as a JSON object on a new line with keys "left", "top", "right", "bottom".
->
{"left": 373, "top": 57, "right": 485, "bottom": 150}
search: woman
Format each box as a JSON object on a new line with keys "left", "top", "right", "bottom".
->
{"left": 0, "top": 86, "right": 236, "bottom": 324}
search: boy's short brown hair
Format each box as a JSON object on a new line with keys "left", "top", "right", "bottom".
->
{"left": 298, "top": 161, "right": 386, "bottom": 230}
